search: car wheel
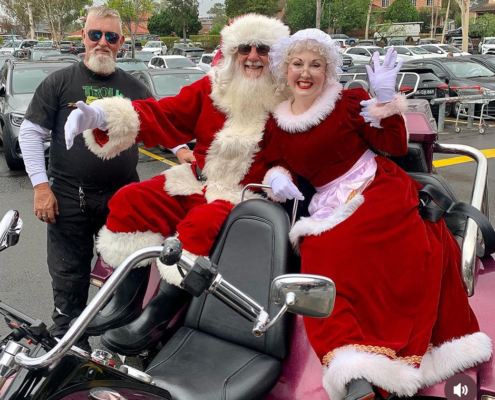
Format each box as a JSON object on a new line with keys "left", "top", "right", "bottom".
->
{"left": 2, "top": 124, "right": 24, "bottom": 170}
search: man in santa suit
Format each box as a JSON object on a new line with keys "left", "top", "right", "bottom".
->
{"left": 64, "top": 13, "right": 290, "bottom": 354}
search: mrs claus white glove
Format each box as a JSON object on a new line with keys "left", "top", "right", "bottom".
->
{"left": 269, "top": 170, "right": 304, "bottom": 201}
{"left": 64, "top": 101, "right": 107, "bottom": 150}
{"left": 366, "top": 48, "right": 404, "bottom": 104}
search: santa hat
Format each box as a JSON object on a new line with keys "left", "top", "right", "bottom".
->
{"left": 212, "top": 13, "right": 289, "bottom": 67}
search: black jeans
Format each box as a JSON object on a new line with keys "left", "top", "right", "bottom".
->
{"left": 47, "top": 176, "right": 137, "bottom": 336}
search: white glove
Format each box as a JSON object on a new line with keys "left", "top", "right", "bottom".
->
{"left": 64, "top": 101, "right": 107, "bottom": 150}
{"left": 269, "top": 170, "right": 304, "bottom": 201}
{"left": 366, "top": 48, "right": 403, "bottom": 104}
{"left": 359, "top": 99, "right": 382, "bottom": 128}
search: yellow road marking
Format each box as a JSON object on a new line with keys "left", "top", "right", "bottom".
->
{"left": 444, "top": 118, "right": 494, "bottom": 127}
{"left": 138, "top": 147, "right": 178, "bottom": 167}
{"left": 433, "top": 149, "right": 495, "bottom": 168}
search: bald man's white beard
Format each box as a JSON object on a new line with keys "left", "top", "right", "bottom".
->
{"left": 87, "top": 46, "right": 116, "bottom": 75}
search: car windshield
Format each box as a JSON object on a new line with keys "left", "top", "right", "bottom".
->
{"left": 166, "top": 58, "right": 197, "bottom": 68}
{"left": 485, "top": 39, "right": 495, "bottom": 44}
{"left": 185, "top": 50, "right": 203, "bottom": 57}
{"left": 369, "top": 47, "right": 387, "bottom": 55}
{"left": 31, "top": 50, "right": 61, "bottom": 60}
{"left": 152, "top": 73, "right": 204, "bottom": 96}
{"left": 145, "top": 42, "right": 162, "bottom": 48}
{"left": 201, "top": 56, "right": 213, "bottom": 64}
{"left": 12, "top": 66, "right": 68, "bottom": 94}
{"left": 445, "top": 61, "right": 494, "bottom": 78}
{"left": 409, "top": 47, "right": 430, "bottom": 54}
{"left": 117, "top": 60, "right": 148, "bottom": 71}
{"left": 3, "top": 41, "right": 21, "bottom": 48}
{"left": 439, "top": 45, "right": 462, "bottom": 53}
{"left": 131, "top": 52, "right": 154, "bottom": 62}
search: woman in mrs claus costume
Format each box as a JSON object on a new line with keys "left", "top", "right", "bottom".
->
{"left": 262, "top": 28, "right": 492, "bottom": 400}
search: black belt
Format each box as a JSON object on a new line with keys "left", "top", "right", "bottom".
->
{"left": 419, "top": 183, "right": 495, "bottom": 257}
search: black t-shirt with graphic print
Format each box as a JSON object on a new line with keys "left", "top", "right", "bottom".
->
{"left": 25, "top": 61, "right": 151, "bottom": 190}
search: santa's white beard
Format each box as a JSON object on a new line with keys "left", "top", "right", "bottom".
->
{"left": 221, "top": 62, "right": 279, "bottom": 122}
{"left": 87, "top": 47, "right": 116, "bottom": 75}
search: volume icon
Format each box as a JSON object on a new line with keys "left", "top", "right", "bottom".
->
{"left": 453, "top": 383, "right": 469, "bottom": 397}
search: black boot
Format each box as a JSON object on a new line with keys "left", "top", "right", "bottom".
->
{"left": 343, "top": 379, "right": 375, "bottom": 400}
{"left": 84, "top": 265, "right": 151, "bottom": 336}
{"left": 101, "top": 280, "right": 190, "bottom": 355}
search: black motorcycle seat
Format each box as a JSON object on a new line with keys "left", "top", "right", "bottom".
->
{"left": 409, "top": 172, "right": 467, "bottom": 245}
{"left": 147, "top": 199, "right": 292, "bottom": 399}
{"left": 146, "top": 326, "right": 282, "bottom": 400}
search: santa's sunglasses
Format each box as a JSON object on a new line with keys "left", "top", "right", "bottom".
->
{"left": 237, "top": 44, "right": 270, "bottom": 56}
{"left": 86, "top": 29, "right": 121, "bottom": 45}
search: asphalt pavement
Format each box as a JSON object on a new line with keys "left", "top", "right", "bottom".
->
{"left": 0, "top": 118, "right": 494, "bottom": 364}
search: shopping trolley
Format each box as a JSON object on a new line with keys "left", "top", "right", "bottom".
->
{"left": 453, "top": 86, "right": 495, "bottom": 134}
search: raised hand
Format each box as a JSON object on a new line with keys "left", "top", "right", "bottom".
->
{"left": 64, "top": 101, "right": 106, "bottom": 150}
{"left": 269, "top": 170, "right": 304, "bottom": 201}
{"left": 365, "top": 48, "right": 404, "bottom": 103}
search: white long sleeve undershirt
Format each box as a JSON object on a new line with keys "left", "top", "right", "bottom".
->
{"left": 18, "top": 119, "right": 50, "bottom": 187}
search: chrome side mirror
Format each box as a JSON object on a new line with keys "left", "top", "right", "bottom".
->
{"left": 270, "top": 274, "right": 335, "bottom": 318}
{"left": 0, "top": 210, "right": 23, "bottom": 252}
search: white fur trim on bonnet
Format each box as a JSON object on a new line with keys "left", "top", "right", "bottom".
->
{"left": 269, "top": 28, "right": 343, "bottom": 83}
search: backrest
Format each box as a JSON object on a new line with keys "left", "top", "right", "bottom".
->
{"left": 184, "top": 199, "right": 293, "bottom": 360}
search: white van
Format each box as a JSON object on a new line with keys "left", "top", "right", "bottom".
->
{"left": 375, "top": 22, "right": 423, "bottom": 42}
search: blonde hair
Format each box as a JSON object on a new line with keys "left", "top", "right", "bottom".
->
{"left": 86, "top": 6, "right": 123, "bottom": 34}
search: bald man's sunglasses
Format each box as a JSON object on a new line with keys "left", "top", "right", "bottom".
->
{"left": 237, "top": 44, "right": 270, "bottom": 56}
{"left": 87, "top": 29, "right": 121, "bottom": 45}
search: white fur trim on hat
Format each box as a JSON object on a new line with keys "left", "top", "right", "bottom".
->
{"left": 367, "top": 93, "right": 408, "bottom": 121}
{"left": 96, "top": 226, "right": 164, "bottom": 269}
{"left": 163, "top": 163, "right": 205, "bottom": 197}
{"left": 289, "top": 195, "right": 364, "bottom": 254}
{"left": 156, "top": 248, "right": 198, "bottom": 287}
{"left": 420, "top": 332, "right": 492, "bottom": 388}
{"left": 274, "top": 82, "right": 342, "bottom": 133}
{"left": 262, "top": 166, "right": 293, "bottom": 202}
{"left": 220, "top": 14, "right": 289, "bottom": 62}
{"left": 323, "top": 347, "right": 423, "bottom": 400}
{"left": 83, "top": 96, "right": 140, "bottom": 160}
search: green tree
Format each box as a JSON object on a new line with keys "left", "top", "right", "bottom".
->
{"left": 148, "top": 9, "right": 175, "bottom": 36}
{"left": 329, "top": 0, "right": 370, "bottom": 34}
{"left": 224, "top": 0, "right": 278, "bottom": 18}
{"left": 167, "top": 0, "right": 200, "bottom": 40}
{"left": 470, "top": 14, "right": 495, "bottom": 37}
{"left": 207, "top": 2, "right": 227, "bottom": 25}
{"left": 107, "top": 0, "right": 154, "bottom": 58}
{"left": 210, "top": 22, "right": 224, "bottom": 35}
{"left": 384, "top": 0, "right": 419, "bottom": 22}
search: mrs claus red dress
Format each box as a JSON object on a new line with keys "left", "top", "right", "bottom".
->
{"left": 262, "top": 82, "right": 492, "bottom": 400}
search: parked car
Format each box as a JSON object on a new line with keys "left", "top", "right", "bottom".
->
{"left": 1, "top": 39, "right": 38, "bottom": 54}
{"left": 341, "top": 54, "right": 354, "bottom": 71}
{"left": 417, "top": 39, "right": 438, "bottom": 45}
{"left": 330, "top": 34, "right": 358, "bottom": 44}
{"left": 148, "top": 55, "right": 202, "bottom": 71}
{"left": 387, "top": 38, "right": 407, "bottom": 46}
{"left": 339, "top": 64, "right": 450, "bottom": 120}
{"left": 60, "top": 40, "right": 85, "bottom": 55}
{"left": 405, "top": 58, "right": 495, "bottom": 115}
{"left": 124, "top": 50, "right": 155, "bottom": 63}
{"left": 479, "top": 37, "right": 495, "bottom": 54}
{"left": 198, "top": 53, "right": 215, "bottom": 73}
{"left": 33, "top": 40, "right": 55, "bottom": 50}
{"left": 334, "top": 39, "right": 349, "bottom": 52}
{"left": 117, "top": 44, "right": 132, "bottom": 58}
{"left": 385, "top": 45, "right": 444, "bottom": 61}
{"left": 115, "top": 58, "right": 148, "bottom": 72}
{"left": 0, "top": 59, "right": 74, "bottom": 169}
{"left": 358, "top": 40, "right": 376, "bottom": 46}
{"left": 141, "top": 40, "right": 167, "bottom": 55}
{"left": 342, "top": 46, "right": 386, "bottom": 64}
{"left": 168, "top": 46, "right": 204, "bottom": 64}
{"left": 446, "top": 36, "right": 474, "bottom": 54}
{"left": 418, "top": 43, "right": 470, "bottom": 57}
{"left": 445, "top": 27, "right": 462, "bottom": 39}
{"left": 131, "top": 68, "right": 205, "bottom": 100}
{"left": 31, "top": 49, "right": 62, "bottom": 60}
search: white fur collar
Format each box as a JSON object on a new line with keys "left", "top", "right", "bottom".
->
{"left": 273, "top": 82, "right": 342, "bottom": 133}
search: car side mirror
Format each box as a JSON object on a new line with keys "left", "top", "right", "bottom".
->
{"left": 437, "top": 72, "right": 449, "bottom": 83}
{"left": 0, "top": 210, "right": 23, "bottom": 252}
{"left": 270, "top": 274, "right": 336, "bottom": 318}
{"left": 0, "top": 84, "right": 5, "bottom": 96}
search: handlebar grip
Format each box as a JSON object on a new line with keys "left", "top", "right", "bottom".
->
{"left": 160, "top": 237, "right": 183, "bottom": 265}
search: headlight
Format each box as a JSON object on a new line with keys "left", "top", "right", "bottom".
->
{"left": 9, "top": 113, "right": 24, "bottom": 127}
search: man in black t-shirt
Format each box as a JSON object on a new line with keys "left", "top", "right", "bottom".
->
{"left": 19, "top": 6, "right": 151, "bottom": 352}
